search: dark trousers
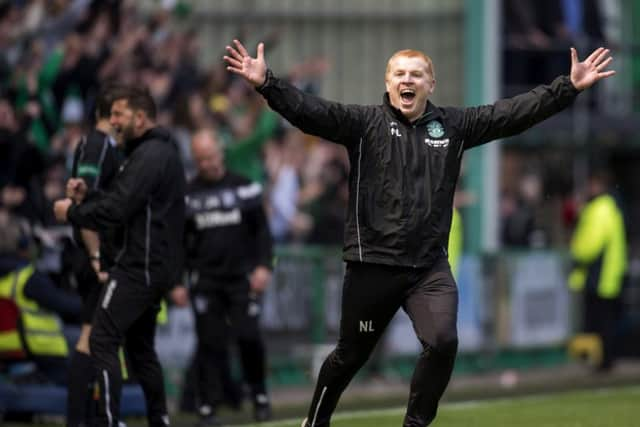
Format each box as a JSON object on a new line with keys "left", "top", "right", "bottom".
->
{"left": 67, "top": 257, "right": 102, "bottom": 427}
{"left": 191, "top": 276, "right": 267, "bottom": 411}
{"left": 306, "top": 258, "right": 458, "bottom": 427}
{"left": 89, "top": 270, "right": 168, "bottom": 427}
{"left": 583, "top": 291, "right": 622, "bottom": 370}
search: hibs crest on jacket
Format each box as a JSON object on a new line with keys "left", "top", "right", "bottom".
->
{"left": 425, "top": 120, "right": 449, "bottom": 147}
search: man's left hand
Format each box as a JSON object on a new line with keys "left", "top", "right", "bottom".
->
{"left": 249, "top": 266, "right": 272, "bottom": 293}
{"left": 570, "top": 47, "right": 615, "bottom": 91}
{"left": 53, "top": 198, "right": 73, "bottom": 223}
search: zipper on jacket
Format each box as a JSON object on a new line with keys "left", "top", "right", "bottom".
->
{"left": 355, "top": 137, "right": 364, "bottom": 261}
{"left": 409, "top": 124, "right": 423, "bottom": 267}
{"left": 457, "top": 139, "right": 465, "bottom": 159}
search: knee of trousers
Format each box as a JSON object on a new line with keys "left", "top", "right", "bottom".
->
{"left": 233, "top": 321, "right": 262, "bottom": 342}
{"left": 236, "top": 334, "right": 264, "bottom": 349}
{"left": 198, "top": 335, "right": 229, "bottom": 353}
{"left": 329, "top": 344, "right": 370, "bottom": 371}
{"left": 126, "top": 345, "right": 159, "bottom": 367}
{"left": 420, "top": 336, "right": 458, "bottom": 360}
{"left": 89, "top": 331, "right": 121, "bottom": 369}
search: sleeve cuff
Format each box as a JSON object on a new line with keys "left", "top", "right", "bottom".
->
{"left": 561, "top": 75, "right": 580, "bottom": 96}
{"left": 255, "top": 69, "right": 275, "bottom": 93}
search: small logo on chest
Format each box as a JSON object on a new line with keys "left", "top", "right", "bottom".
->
{"left": 426, "top": 120, "right": 445, "bottom": 138}
{"left": 424, "top": 120, "right": 449, "bottom": 147}
{"left": 424, "top": 138, "right": 450, "bottom": 147}
{"left": 389, "top": 121, "right": 402, "bottom": 137}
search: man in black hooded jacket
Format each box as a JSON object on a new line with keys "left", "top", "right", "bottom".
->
{"left": 224, "top": 41, "right": 615, "bottom": 427}
{"left": 54, "top": 85, "right": 185, "bottom": 427}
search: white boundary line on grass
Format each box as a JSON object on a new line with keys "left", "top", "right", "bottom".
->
{"left": 235, "top": 385, "right": 640, "bottom": 427}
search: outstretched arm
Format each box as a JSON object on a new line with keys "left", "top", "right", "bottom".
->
{"left": 223, "top": 40, "right": 366, "bottom": 146}
{"left": 461, "top": 47, "right": 614, "bottom": 148}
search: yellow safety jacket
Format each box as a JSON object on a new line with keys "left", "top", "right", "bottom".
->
{"left": 569, "top": 194, "right": 627, "bottom": 299}
{"left": 448, "top": 208, "right": 463, "bottom": 278}
{"left": 0, "top": 264, "right": 69, "bottom": 358}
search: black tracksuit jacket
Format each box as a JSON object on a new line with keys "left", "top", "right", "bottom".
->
{"left": 257, "top": 71, "right": 579, "bottom": 267}
{"left": 184, "top": 172, "right": 273, "bottom": 279}
{"left": 68, "top": 127, "right": 186, "bottom": 288}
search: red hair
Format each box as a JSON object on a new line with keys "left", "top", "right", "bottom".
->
{"left": 386, "top": 49, "right": 435, "bottom": 80}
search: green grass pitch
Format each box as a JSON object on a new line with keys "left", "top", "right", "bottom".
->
{"left": 236, "top": 386, "right": 639, "bottom": 427}
{"left": 5, "top": 385, "right": 637, "bottom": 426}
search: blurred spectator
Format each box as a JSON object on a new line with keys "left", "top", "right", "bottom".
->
{"left": 556, "top": 0, "right": 606, "bottom": 109}
{"left": 39, "top": 158, "right": 69, "bottom": 226}
{"left": 176, "top": 128, "right": 274, "bottom": 424}
{"left": 503, "top": 0, "right": 605, "bottom": 96}
{"left": 568, "top": 168, "right": 627, "bottom": 371}
{"left": 0, "top": 211, "right": 81, "bottom": 385}
{"left": 448, "top": 208, "right": 462, "bottom": 277}
{"left": 556, "top": 0, "right": 605, "bottom": 47}
{"left": 503, "top": 0, "right": 554, "bottom": 93}
{"left": 222, "top": 79, "right": 279, "bottom": 183}
{"left": 501, "top": 173, "right": 547, "bottom": 248}
{"left": 264, "top": 126, "right": 351, "bottom": 245}
{"left": 449, "top": 164, "right": 474, "bottom": 277}
{"left": 11, "top": 38, "right": 59, "bottom": 152}
{"left": 287, "top": 55, "right": 331, "bottom": 96}
{"left": 172, "top": 91, "right": 216, "bottom": 180}
{"left": 0, "top": 97, "right": 47, "bottom": 223}
{"left": 2, "top": 1, "right": 344, "bottom": 246}
{"left": 51, "top": 26, "right": 108, "bottom": 120}
{"left": 264, "top": 131, "right": 301, "bottom": 244}
{"left": 49, "top": 95, "right": 86, "bottom": 165}
{"left": 297, "top": 141, "right": 349, "bottom": 245}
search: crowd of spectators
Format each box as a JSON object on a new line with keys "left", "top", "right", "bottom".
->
{"left": 0, "top": 0, "right": 349, "bottom": 285}
{"left": 502, "top": 0, "right": 608, "bottom": 96}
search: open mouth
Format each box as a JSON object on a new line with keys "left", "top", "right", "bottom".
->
{"left": 400, "top": 89, "right": 415, "bottom": 104}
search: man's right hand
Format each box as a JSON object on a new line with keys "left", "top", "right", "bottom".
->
{"left": 223, "top": 39, "right": 267, "bottom": 87}
{"left": 66, "top": 178, "right": 88, "bottom": 203}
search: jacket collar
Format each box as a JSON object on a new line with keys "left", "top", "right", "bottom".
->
{"left": 124, "top": 127, "right": 172, "bottom": 156}
{"left": 382, "top": 92, "right": 442, "bottom": 126}
{"left": 194, "top": 171, "right": 227, "bottom": 186}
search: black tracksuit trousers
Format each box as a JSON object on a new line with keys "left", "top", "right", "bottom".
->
{"left": 191, "top": 276, "right": 267, "bottom": 411}
{"left": 306, "top": 257, "right": 458, "bottom": 427}
{"left": 89, "top": 269, "right": 169, "bottom": 427}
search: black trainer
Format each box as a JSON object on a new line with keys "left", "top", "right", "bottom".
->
{"left": 195, "top": 405, "right": 222, "bottom": 427}
{"left": 253, "top": 393, "right": 272, "bottom": 422}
